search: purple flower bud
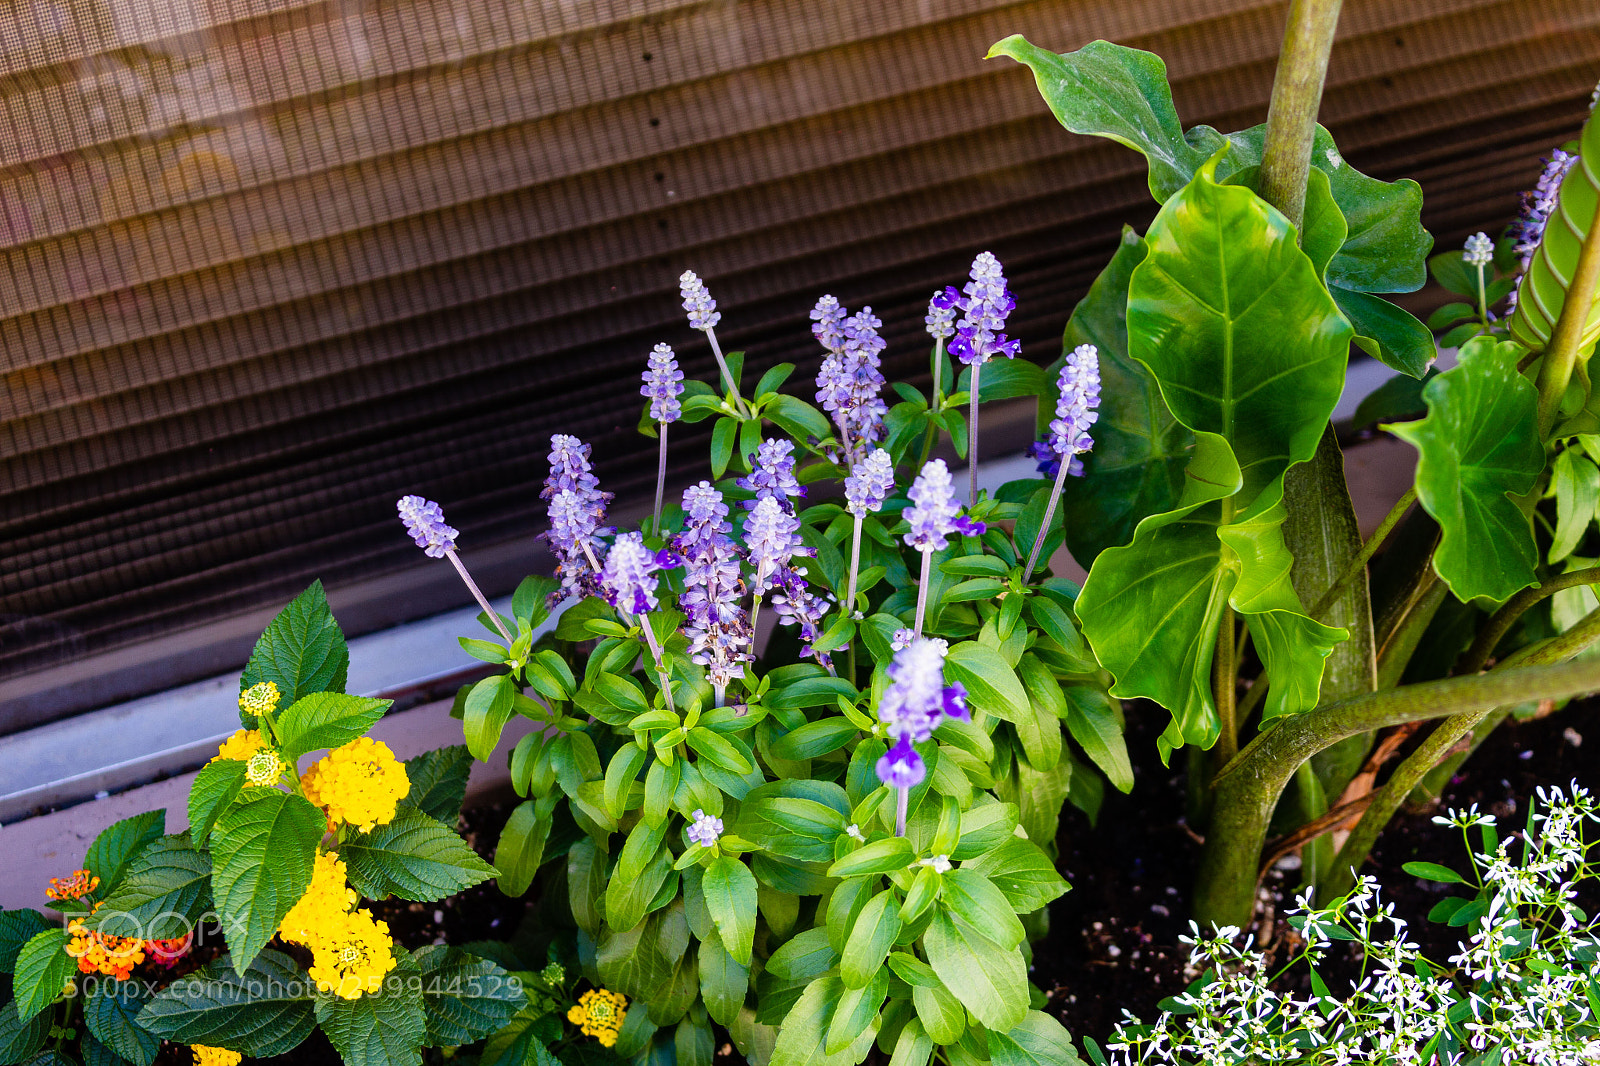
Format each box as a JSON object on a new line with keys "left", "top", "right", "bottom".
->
{"left": 1463, "top": 232, "right": 1493, "bottom": 268}
{"left": 679, "top": 269, "right": 721, "bottom": 332}
{"left": 641, "top": 343, "right": 685, "bottom": 423}
{"left": 876, "top": 736, "right": 925, "bottom": 789}
{"left": 925, "top": 290, "right": 956, "bottom": 341}
{"left": 745, "top": 496, "right": 806, "bottom": 593}
{"left": 844, "top": 449, "right": 895, "bottom": 516}
{"left": 600, "top": 531, "right": 663, "bottom": 617}
{"left": 543, "top": 434, "right": 608, "bottom": 503}
{"left": 891, "top": 627, "right": 915, "bottom": 651}
{"left": 1047, "top": 343, "right": 1101, "bottom": 460}
{"left": 811, "top": 295, "right": 848, "bottom": 353}
{"left": 772, "top": 569, "right": 834, "bottom": 670}
{"left": 396, "top": 496, "right": 458, "bottom": 558}
{"left": 949, "top": 251, "right": 1018, "bottom": 367}
{"left": 737, "top": 438, "right": 805, "bottom": 510}
{"left": 687, "top": 809, "right": 724, "bottom": 847}
{"left": 903, "top": 459, "right": 977, "bottom": 552}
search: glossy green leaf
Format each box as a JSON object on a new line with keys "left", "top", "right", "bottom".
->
{"left": 1509, "top": 108, "right": 1600, "bottom": 352}
{"left": 840, "top": 889, "right": 901, "bottom": 988}
{"left": 1550, "top": 447, "right": 1600, "bottom": 564}
{"left": 702, "top": 855, "right": 758, "bottom": 967}
{"left": 137, "top": 950, "right": 315, "bottom": 1056}
{"left": 93, "top": 836, "right": 212, "bottom": 940}
{"left": 988, "top": 1011, "right": 1087, "bottom": 1066}
{"left": 943, "top": 642, "right": 1029, "bottom": 722}
{"left": 12, "top": 929, "right": 72, "bottom": 1022}
{"left": 274, "top": 692, "right": 390, "bottom": 765}
{"left": 1331, "top": 288, "right": 1434, "bottom": 379}
{"left": 188, "top": 761, "right": 247, "bottom": 845}
{"left": 698, "top": 928, "right": 750, "bottom": 1027}
{"left": 210, "top": 791, "right": 323, "bottom": 973}
{"left": 889, "top": 1018, "right": 934, "bottom": 1066}
{"left": 963, "top": 838, "right": 1069, "bottom": 914}
{"left": 942, "top": 868, "right": 1024, "bottom": 950}
{"left": 924, "top": 911, "right": 1027, "bottom": 1034}
{"left": 1389, "top": 337, "right": 1542, "bottom": 604}
{"left": 341, "top": 808, "right": 497, "bottom": 902}
{"left": 241, "top": 581, "right": 349, "bottom": 707}
{"left": 1062, "top": 684, "right": 1132, "bottom": 793}
{"left": 493, "top": 799, "right": 551, "bottom": 897}
{"left": 769, "top": 976, "right": 878, "bottom": 1066}
{"left": 462, "top": 675, "right": 517, "bottom": 762}
{"left": 828, "top": 836, "right": 914, "bottom": 879}
{"left": 1076, "top": 155, "right": 1350, "bottom": 751}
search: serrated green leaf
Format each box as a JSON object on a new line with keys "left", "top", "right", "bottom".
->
{"left": 341, "top": 809, "right": 497, "bottom": 902}
{"left": 82, "top": 811, "right": 166, "bottom": 900}
{"left": 0, "top": 912, "right": 51, "bottom": 973}
{"left": 12, "top": 930, "right": 72, "bottom": 1022}
{"left": 93, "top": 836, "right": 211, "bottom": 940}
{"left": 84, "top": 980, "right": 157, "bottom": 1066}
{"left": 400, "top": 746, "right": 474, "bottom": 823}
{"left": 0, "top": 1001, "right": 49, "bottom": 1066}
{"left": 137, "top": 950, "right": 314, "bottom": 1056}
{"left": 274, "top": 693, "right": 390, "bottom": 765}
{"left": 924, "top": 911, "right": 1027, "bottom": 1033}
{"left": 188, "top": 761, "right": 247, "bottom": 846}
{"left": 315, "top": 977, "right": 427, "bottom": 1066}
{"left": 211, "top": 792, "right": 323, "bottom": 973}
{"left": 407, "top": 945, "right": 527, "bottom": 1045}
{"left": 1389, "top": 337, "right": 1542, "bottom": 604}
{"left": 463, "top": 675, "right": 517, "bottom": 762}
{"left": 241, "top": 581, "right": 348, "bottom": 705}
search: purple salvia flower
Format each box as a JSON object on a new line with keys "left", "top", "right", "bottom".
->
{"left": 396, "top": 496, "right": 458, "bottom": 558}
{"left": 844, "top": 449, "right": 896, "bottom": 516}
{"left": 839, "top": 307, "right": 889, "bottom": 451}
{"left": 877, "top": 737, "right": 925, "bottom": 789}
{"left": 903, "top": 459, "right": 985, "bottom": 552}
{"left": 745, "top": 495, "right": 807, "bottom": 594}
{"left": 674, "top": 483, "right": 752, "bottom": 689}
{"left": 641, "top": 343, "right": 685, "bottom": 423}
{"left": 545, "top": 488, "right": 610, "bottom": 603}
{"left": 925, "top": 289, "right": 957, "bottom": 341}
{"left": 811, "top": 295, "right": 848, "bottom": 353}
{"left": 542, "top": 434, "right": 609, "bottom": 503}
{"left": 948, "top": 251, "right": 1019, "bottom": 366}
{"left": 679, "top": 269, "right": 721, "bottom": 332}
{"left": 1047, "top": 344, "right": 1101, "bottom": 460}
{"left": 600, "top": 531, "right": 663, "bottom": 617}
{"left": 772, "top": 569, "right": 834, "bottom": 669}
{"left": 687, "top": 809, "right": 723, "bottom": 847}
{"left": 737, "top": 438, "right": 805, "bottom": 510}
{"left": 1507, "top": 150, "right": 1578, "bottom": 313}
{"left": 891, "top": 627, "right": 915, "bottom": 651}
{"left": 873, "top": 637, "right": 969, "bottom": 789}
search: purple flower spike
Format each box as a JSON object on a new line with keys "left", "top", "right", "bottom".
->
{"left": 397, "top": 496, "right": 458, "bottom": 558}
{"left": 600, "top": 531, "right": 663, "bottom": 617}
{"left": 948, "top": 252, "right": 1018, "bottom": 367}
{"left": 1040, "top": 342, "right": 1102, "bottom": 468}
{"left": 745, "top": 496, "right": 807, "bottom": 593}
{"left": 545, "top": 488, "right": 610, "bottom": 603}
{"left": 811, "top": 295, "right": 848, "bottom": 353}
{"left": 543, "top": 434, "right": 609, "bottom": 503}
{"left": 772, "top": 570, "right": 834, "bottom": 669}
{"left": 674, "top": 483, "right": 753, "bottom": 689}
{"left": 641, "top": 343, "right": 685, "bottom": 423}
{"left": 738, "top": 438, "right": 805, "bottom": 510}
{"left": 925, "top": 290, "right": 957, "bottom": 341}
{"left": 844, "top": 449, "right": 895, "bottom": 516}
{"left": 679, "top": 270, "right": 721, "bottom": 332}
{"left": 1507, "top": 150, "right": 1577, "bottom": 313}
{"left": 876, "top": 737, "right": 926, "bottom": 789}
{"left": 904, "top": 459, "right": 980, "bottom": 552}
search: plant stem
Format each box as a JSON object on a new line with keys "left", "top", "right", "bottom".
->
{"left": 653, "top": 426, "right": 668, "bottom": 534}
{"left": 1461, "top": 566, "right": 1600, "bottom": 674}
{"left": 1215, "top": 497, "right": 1238, "bottom": 763}
{"left": 1256, "top": 0, "right": 1346, "bottom": 231}
{"left": 1535, "top": 192, "right": 1600, "bottom": 437}
{"left": 706, "top": 327, "right": 750, "bottom": 418}
{"left": 895, "top": 786, "right": 909, "bottom": 838}
{"left": 446, "top": 550, "right": 515, "bottom": 643}
{"left": 1475, "top": 260, "right": 1490, "bottom": 328}
{"left": 913, "top": 550, "right": 934, "bottom": 637}
{"left": 1195, "top": 651, "right": 1600, "bottom": 927}
{"left": 636, "top": 613, "right": 677, "bottom": 715}
{"left": 845, "top": 514, "right": 864, "bottom": 618}
{"left": 1308, "top": 488, "right": 1415, "bottom": 621}
{"left": 1023, "top": 458, "right": 1071, "bottom": 584}
{"left": 968, "top": 361, "right": 983, "bottom": 505}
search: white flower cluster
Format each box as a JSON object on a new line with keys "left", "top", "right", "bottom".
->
{"left": 1108, "top": 785, "right": 1600, "bottom": 1066}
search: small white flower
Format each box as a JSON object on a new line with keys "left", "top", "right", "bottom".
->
{"left": 1464, "top": 232, "right": 1494, "bottom": 267}
{"left": 845, "top": 824, "right": 865, "bottom": 842}
{"left": 916, "top": 854, "right": 953, "bottom": 874}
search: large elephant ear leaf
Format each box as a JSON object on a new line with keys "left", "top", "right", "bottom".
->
{"left": 1076, "top": 154, "right": 1351, "bottom": 757}
{"left": 1055, "top": 226, "right": 1193, "bottom": 564}
{"left": 986, "top": 36, "right": 1223, "bottom": 202}
{"left": 1509, "top": 108, "right": 1600, "bottom": 354}
{"left": 1388, "top": 337, "right": 1543, "bottom": 605}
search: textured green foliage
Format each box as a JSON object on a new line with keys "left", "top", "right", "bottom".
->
{"left": 188, "top": 760, "right": 247, "bottom": 846}
{"left": 84, "top": 980, "right": 158, "bottom": 1066}
{"left": 1390, "top": 337, "right": 1543, "bottom": 604}
{"left": 341, "top": 809, "right": 498, "bottom": 902}
{"left": 702, "top": 856, "right": 758, "bottom": 967}
{"left": 274, "top": 692, "right": 390, "bottom": 765}
{"left": 0, "top": 912, "right": 51, "bottom": 972}
{"left": 93, "top": 835, "right": 212, "bottom": 940}
{"left": 1509, "top": 109, "right": 1600, "bottom": 352}
{"left": 989, "top": 1011, "right": 1087, "bottom": 1066}
{"left": 241, "top": 581, "right": 349, "bottom": 707}
{"left": 924, "top": 911, "right": 1027, "bottom": 1033}
{"left": 139, "top": 951, "right": 316, "bottom": 1056}
{"left": 210, "top": 791, "right": 323, "bottom": 973}
{"left": 0, "top": 1002, "right": 49, "bottom": 1066}
{"left": 769, "top": 976, "right": 879, "bottom": 1066}
{"left": 401, "top": 745, "right": 474, "bottom": 823}
{"left": 315, "top": 974, "right": 428, "bottom": 1066}
{"left": 82, "top": 811, "right": 166, "bottom": 898}
{"left": 12, "top": 929, "right": 72, "bottom": 1022}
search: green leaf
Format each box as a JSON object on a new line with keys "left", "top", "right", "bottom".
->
{"left": 0, "top": 1002, "right": 49, "bottom": 1066}
{"left": 698, "top": 928, "right": 751, "bottom": 1027}
{"left": 1389, "top": 337, "right": 1542, "bottom": 604}
{"left": 988, "top": 1011, "right": 1087, "bottom": 1066}
{"left": 769, "top": 976, "right": 878, "bottom": 1066}
{"left": 511, "top": 575, "right": 559, "bottom": 626}
{"left": 955, "top": 358, "right": 1050, "bottom": 402}
{"left": 768, "top": 719, "right": 858, "bottom": 761}
{"left": 1551, "top": 448, "right": 1600, "bottom": 564}
{"left": 944, "top": 642, "right": 1029, "bottom": 722}
{"left": 826, "top": 967, "right": 888, "bottom": 1054}
{"left": 889, "top": 1019, "right": 935, "bottom": 1066}
{"left": 942, "top": 868, "right": 1024, "bottom": 950}
{"left": 767, "top": 394, "right": 833, "bottom": 443}
{"left": 711, "top": 417, "right": 738, "bottom": 479}
{"left": 241, "top": 581, "right": 349, "bottom": 705}
{"left": 1402, "top": 861, "right": 1467, "bottom": 885}
{"left": 341, "top": 808, "right": 497, "bottom": 901}
{"left": 912, "top": 982, "right": 966, "bottom": 1045}
{"left": 400, "top": 746, "right": 474, "bottom": 823}
{"left": 463, "top": 675, "right": 517, "bottom": 762}
{"left": 686, "top": 726, "right": 754, "bottom": 775}
{"left": 315, "top": 976, "right": 427, "bottom": 1066}
{"left": 211, "top": 791, "right": 324, "bottom": 973}
{"left": 840, "top": 889, "right": 900, "bottom": 989}
{"left": 493, "top": 799, "right": 551, "bottom": 897}
{"left": 1076, "top": 155, "right": 1350, "bottom": 751}
{"left": 84, "top": 980, "right": 157, "bottom": 1066}
{"left": 1331, "top": 288, "right": 1434, "bottom": 379}
{"left": 274, "top": 693, "right": 390, "bottom": 764}
{"left": 82, "top": 811, "right": 166, "bottom": 898}
{"left": 923, "top": 911, "right": 1027, "bottom": 1034}
{"left": 1351, "top": 369, "right": 1435, "bottom": 430}
{"left": 0, "top": 912, "right": 51, "bottom": 972}
{"left": 1062, "top": 685, "right": 1132, "bottom": 793}
{"left": 828, "top": 837, "right": 914, "bottom": 879}
{"left": 12, "top": 930, "right": 72, "bottom": 1022}
{"left": 702, "top": 856, "right": 758, "bottom": 967}
{"left": 1509, "top": 107, "right": 1600, "bottom": 353}
{"left": 188, "top": 761, "right": 247, "bottom": 846}
{"left": 93, "top": 836, "right": 212, "bottom": 940}
{"left": 137, "top": 950, "right": 314, "bottom": 1056}
{"left": 963, "top": 838, "right": 1069, "bottom": 914}
{"left": 766, "top": 676, "right": 859, "bottom": 710}
{"left": 408, "top": 945, "right": 527, "bottom": 1045}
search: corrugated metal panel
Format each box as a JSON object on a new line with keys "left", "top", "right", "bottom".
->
{"left": 1, "top": 0, "right": 1595, "bottom": 706}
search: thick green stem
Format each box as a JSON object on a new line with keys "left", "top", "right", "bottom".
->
{"left": 1256, "top": 0, "right": 1345, "bottom": 231}
{"left": 1535, "top": 192, "right": 1600, "bottom": 437}
{"left": 1194, "top": 652, "right": 1600, "bottom": 927}
{"left": 1375, "top": 571, "right": 1445, "bottom": 690}
{"left": 1308, "top": 489, "right": 1415, "bottom": 621}
{"left": 1461, "top": 567, "right": 1600, "bottom": 674}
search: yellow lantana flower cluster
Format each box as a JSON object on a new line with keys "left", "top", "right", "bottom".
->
{"left": 279, "top": 851, "right": 358, "bottom": 946}
{"left": 212, "top": 728, "right": 268, "bottom": 763}
{"left": 278, "top": 850, "right": 395, "bottom": 999}
{"left": 301, "top": 737, "right": 410, "bottom": 832}
{"left": 191, "top": 1045, "right": 242, "bottom": 1066}
{"left": 238, "top": 680, "right": 281, "bottom": 718}
{"left": 46, "top": 868, "right": 98, "bottom": 901}
{"left": 567, "top": 989, "right": 628, "bottom": 1047}
{"left": 66, "top": 905, "right": 146, "bottom": 980}
{"left": 244, "top": 749, "right": 285, "bottom": 787}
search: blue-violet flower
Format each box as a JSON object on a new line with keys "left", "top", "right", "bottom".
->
{"left": 874, "top": 637, "right": 968, "bottom": 788}
{"left": 679, "top": 269, "right": 720, "bottom": 332}
{"left": 1463, "top": 232, "right": 1493, "bottom": 268}
{"left": 674, "top": 483, "right": 752, "bottom": 689}
{"left": 687, "top": 809, "right": 723, "bottom": 847}
{"left": 903, "top": 459, "right": 986, "bottom": 552}
{"left": 600, "top": 531, "right": 667, "bottom": 617}
{"left": 947, "top": 251, "right": 1019, "bottom": 366}
{"left": 844, "top": 449, "right": 895, "bottom": 516}
{"left": 396, "top": 496, "right": 458, "bottom": 558}
{"left": 745, "top": 495, "right": 808, "bottom": 594}
{"left": 737, "top": 438, "right": 805, "bottom": 510}
{"left": 641, "top": 343, "right": 684, "bottom": 423}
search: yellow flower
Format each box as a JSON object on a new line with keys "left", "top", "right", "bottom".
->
{"left": 239, "top": 681, "right": 281, "bottom": 718}
{"left": 46, "top": 868, "right": 99, "bottom": 901}
{"left": 301, "top": 737, "right": 410, "bottom": 833}
{"left": 244, "top": 749, "right": 286, "bottom": 787}
{"left": 306, "top": 909, "right": 397, "bottom": 999}
{"left": 191, "top": 1045, "right": 242, "bottom": 1066}
{"left": 279, "top": 851, "right": 357, "bottom": 946}
{"left": 212, "top": 729, "right": 267, "bottom": 764}
{"left": 567, "top": 988, "right": 627, "bottom": 1047}
{"left": 66, "top": 907, "right": 145, "bottom": 981}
